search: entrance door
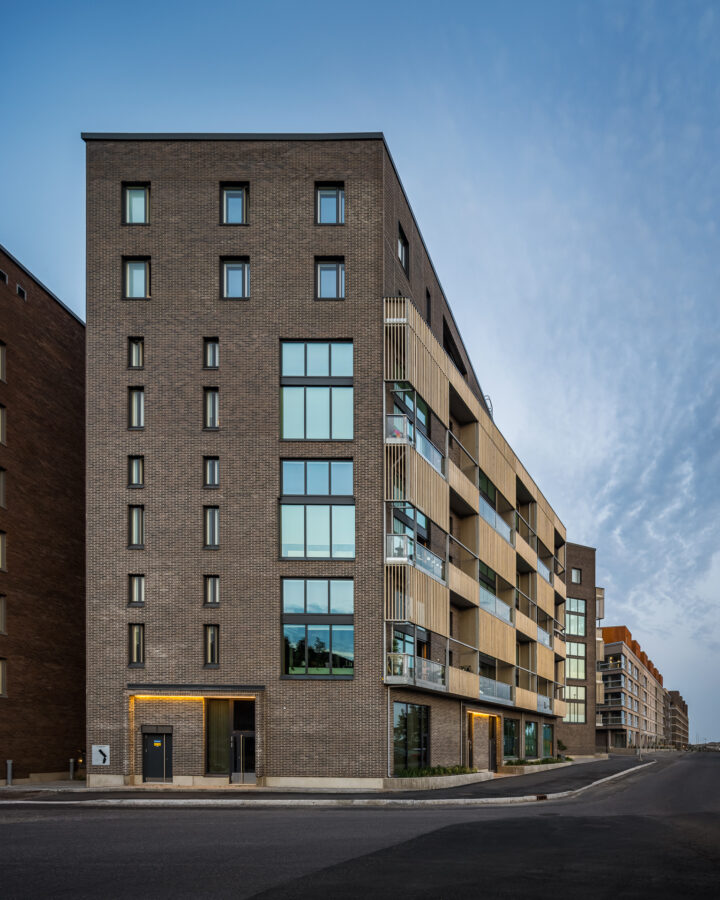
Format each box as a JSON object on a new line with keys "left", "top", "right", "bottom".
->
{"left": 143, "top": 733, "right": 172, "bottom": 782}
{"left": 488, "top": 717, "right": 497, "bottom": 771}
{"left": 467, "top": 712, "right": 475, "bottom": 769}
{"left": 230, "top": 700, "right": 256, "bottom": 784}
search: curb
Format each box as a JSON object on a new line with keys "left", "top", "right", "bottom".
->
{"left": 0, "top": 761, "right": 656, "bottom": 809}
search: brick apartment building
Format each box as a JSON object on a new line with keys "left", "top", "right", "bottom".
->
{"left": 597, "top": 626, "right": 667, "bottom": 750}
{"left": 0, "top": 244, "right": 85, "bottom": 783}
{"left": 84, "top": 133, "right": 569, "bottom": 787}
{"left": 555, "top": 542, "right": 605, "bottom": 756}
{"left": 666, "top": 690, "right": 689, "bottom": 749}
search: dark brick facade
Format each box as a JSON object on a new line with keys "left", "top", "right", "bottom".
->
{"left": 0, "top": 245, "right": 85, "bottom": 780}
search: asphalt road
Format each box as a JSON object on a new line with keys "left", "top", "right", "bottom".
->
{"left": 1, "top": 752, "right": 718, "bottom": 899}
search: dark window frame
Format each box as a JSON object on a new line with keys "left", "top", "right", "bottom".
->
{"left": 220, "top": 182, "right": 249, "bottom": 226}
{"left": 315, "top": 182, "right": 345, "bottom": 225}
{"left": 122, "top": 256, "right": 151, "bottom": 300}
{"left": 121, "top": 182, "right": 151, "bottom": 226}
{"left": 128, "top": 386, "right": 145, "bottom": 430}
{"left": 0, "top": 270, "right": 7, "bottom": 285}
{"left": 393, "top": 701, "right": 429, "bottom": 772}
{"left": 281, "top": 577, "right": 354, "bottom": 679}
{"left": 203, "top": 387, "right": 219, "bottom": 431}
{"left": 128, "top": 337, "right": 144, "bottom": 370}
{"left": 203, "top": 574, "right": 220, "bottom": 607}
{"left": 220, "top": 256, "right": 250, "bottom": 300}
{"left": 315, "top": 256, "right": 345, "bottom": 300}
{"left": 128, "top": 504, "right": 145, "bottom": 549}
{"left": 127, "top": 455, "right": 145, "bottom": 489}
{"left": 204, "top": 623, "right": 220, "bottom": 667}
{"left": 203, "top": 456, "right": 220, "bottom": 489}
{"left": 203, "top": 337, "right": 219, "bottom": 370}
{"left": 397, "top": 224, "right": 409, "bottom": 275}
{"left": 203, "top": 505, "right": 220, "bottom": 550}
{"left": 16, "top": 284, "right": 26, "bottom": 300}
{"left": 128, "top": 574, "right": 146, "bottom": 608}
{"left": 128, "top": 623, "right": 145, "bottom": 667}
{"left": 280, "top": 458, "right": 353, "bottom": 498}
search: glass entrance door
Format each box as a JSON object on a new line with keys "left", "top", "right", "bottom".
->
{"left": 231, "top": 700, "right": 256, "bottom": 784}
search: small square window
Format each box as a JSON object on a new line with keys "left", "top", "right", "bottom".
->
{"left": 316, "top": 259, "right": 345, "bottom": 300}
{"left": 128, "top": 337, "right": 144, "bottom": 369}
{"left": 128, "top": 456, "right": 144, "bottom": 488}
{"left": 204, "top": 575, "right": 220, "bottom": 606}
{"left": 222, "top": 259, "right": 250, "bottom": 299}
{"left": 16, "top": 285, "right": 26, "bottom": 300}
{"left": 571, "top": 568, "right": 582, "bottom": 584}
{"left": 398, "top": 224, "right": 409, "bottom": 274}
{"left": 203, "top": 457, "right": 219, "bottom": 488}
{"left": 128, "top": 574, "right": 145, "bottom": 606}
{"left": 316, "top": 183, "right": 345, "bottom": 224}
{"left": 221, "top": 184, "right": 248, "bottom": 224}
{"left": 124, "top": 185, "right": 149, "bottom": 224}
{"left": 124, "top": 259, "right": 150, "bottom": 299}
{"left": 203, "top": 338, "right": 219, "bottom": 369}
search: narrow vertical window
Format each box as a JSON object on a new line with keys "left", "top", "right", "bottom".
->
{"left": 124, "top": 185, "right": 149, "bottom": 224}
{"left": 204, "top": 624, "right": 219, "bottom": 665}
{"left": 425, "top": 289, "right": 431, "bottom": 324}
{"left": 0, "top": 404, "right": 6, "bottom": 444}
{"left": 0, "top": 531, "right": 6, "bottom": 570}
{"left": 203, "top": 388, "right": 219, "bottom": 429}
{"left": 0, "top": 595, "right": 6, "bottom": 635}
{"left": 128, "top": 388, "right": 145, "bottom": 428}
{"left": 316, "top": 258, "right": 345, "bottom": 299}
{"left": 398, "top": 224, "right": 409, "bottom": 274}
{"left": 128, "top": 505, "right": 145, "bottom": 548}
{"left": 0, "top": 468, "right": 5, "bottom": 507}
{"left": 204, "top": 575, "right": 220, "bottom": 606}
{"left": 129, "top": 624, "right": 145, "bottom": 665}
{"left": 203, "top": 338, "right": 219, "bottom": 369}
{"left": 203, "top": 457, "right": 219, "bottom": 488}
{"left": 0, "top": 658, "right": 7, "bottom": 696}
{"left": 0, "top": 341, "right": 6, "bottom": 381}
{"left": 129, "top": 574, "right": 145, "bottom": 606}
{"left": 203, "top": 506, "right": 219, "bottom": 548}
{"left": 124, "top": 259, "right": 150, "bottom": 299}
{"left": 128, "top": 456, "right": 144, "bottom": 488}
{"left": 221, "top": 184, "right": 248, "bottom": 224}
{"left": 316, "top": 183, "right": 345, "bottom": 224}
{"left": 128, "top": 337, "right": 144, "bottom": 369}
{"left": 222, "top": 259, "right": 250, "bottom": 299}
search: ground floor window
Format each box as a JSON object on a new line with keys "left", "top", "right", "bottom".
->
{"left": 503, "top": 718, "right": 519, "bottom": 757}
{"left": 612, "top": 731, "right": 627, "bottom": 748}
{"left": 524, "top": 721, "right": 538, "bottom": 758}
{"left": 393, "top": 702, "right": 429, "bottom": 773}
{"left": 542, "top": 723, "right": 553, "bottom": 757}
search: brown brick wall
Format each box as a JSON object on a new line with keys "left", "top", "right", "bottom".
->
{"left": 0, "top": 247, "right": 85, "bottom": 778}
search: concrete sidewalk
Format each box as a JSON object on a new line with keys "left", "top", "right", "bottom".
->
{"left": 0, "top": 755, "right": 661, "bottom": 807}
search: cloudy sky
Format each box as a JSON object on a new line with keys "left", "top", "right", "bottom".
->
{"left": 3, "top": 1, "right": 718, "bottom": 738}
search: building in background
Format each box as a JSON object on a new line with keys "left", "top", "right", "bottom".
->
{"left": 666, "top": 690, "right": 689, "bottom": 749}
{"left": 556, "top": 542, "right": 605, "bottom": 756}
{"left": 597, "top": 626, "right": 666, "bottom": 750}
{"left": 0, "top": 243, "right": 85, "bottom": 784}
{"left": 84, "top": 132, "right": 568, "bottom": 788}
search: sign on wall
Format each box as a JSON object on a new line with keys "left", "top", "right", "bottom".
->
{"left": 91, "top": 745, "right": 110, "bottom": 766}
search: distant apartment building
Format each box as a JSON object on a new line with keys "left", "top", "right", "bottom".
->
{"left": 597, "top": 626, "right": 666, "bottom": 750}
{"left": 0, "top": 243, "right": 85, "bottom": 782}
{"left": 555, "top": 542, "right": 605, "bottom": 756}
{"left": 666, "top": 690, "right": 689, "bottom": 749}
{"left": 84, "top": 133, "right": 569, "bottom": 788}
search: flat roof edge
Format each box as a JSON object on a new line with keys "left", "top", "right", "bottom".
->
{"left": 81, "top": 132, "right": 385, "bottom": 142}
{"left": 0, "top": 241, "right": 84, "bottom": 326}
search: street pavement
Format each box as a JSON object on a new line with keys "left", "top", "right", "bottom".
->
{"left": 1, "top": 752, "right": 718, "bottom": 898}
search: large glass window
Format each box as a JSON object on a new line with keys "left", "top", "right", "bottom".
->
{"left": 316, "top": 184, "right": 345, "bottom": 224}
{"left": 280, "top": 505, "right": 354, "bottom": 558}
{"left": 282, "top": 579, "right": 354, "bottom": 678}
{"left": 564, "top": 685, "right": 586, "bottom": 724}
{"left": 393, "top": 702, "right": 429, "bottom": 773}
{"left": 542, "top": 724, "right": 553, "bottom": 758}
{"left": 524, "top": 721, "right": 538, "bottom": 758}
{"left": 566, "top": 598, "right": 586, "bottom": 636}
{"left": 503, "top": 718, "right": 519, "bottom": 757}
{"left": 281, "top": 341, "right": 353, "bottom": 440}
{"left": 566, "top": 641, "right": 586, "bottom": 679}
{"left": 281, "top": 459, "right": 352, "bottom": 496}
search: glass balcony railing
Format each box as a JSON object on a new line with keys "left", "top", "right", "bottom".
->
{"left": 478, "top": 675, "right": 514, "bottom": 703}
{"left": 537, "top": 556, "right": 553, "bottom": 584}
{"left": 598, "top": 659, "right": 625, "bottom": 671}
{"left": 415, "top": 657, "right": 446, "bottom": 687}
{"left": 479, "top": 495, "right": 514, "bottom": 545}
{"left": 415, "top": 430, "right": 445, "bottom": 476}
{"left": 479, "top": 583, "right": 514, "bottom": 624}
{"left": 386, "top": 534, "right": 446, "bottom": 583}
{"left": 386, "top": 652, "right": 414, "bottom": 679}
{"left": 537, "top": 625, "right": 552, "bottom": 648}
{"left": 385, "top": 414, "right": 409, "bottom": 443}
{"left": 386, "top": 653, "right": 446, "bottom": 689}
{"left": 537, "top": 695, "right": 553, "bottom": 714}
{"left": 384, "top": 415, "right": 445, "bottom": 476}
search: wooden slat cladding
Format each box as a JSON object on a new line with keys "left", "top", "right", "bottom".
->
{"left": 537, "top": 644, "right": 555, "bottom": 681}
{"left": 449, "top": 562, "right": 478, "bottom": 606}
{"left": 384, "top": 444, "right": 449, "bottom": 532}
{"left": 554, "top": 639, "right": 567, "bottom": 660}
{"left": 536, "top": 506, "right": 555, "bottom": 556}
{"left": 515, "top": 530, "right": 537, "bottom": 571}
{"left": 385, "top": 565, "right": 411, "bottom": 622}
{"left": 554, "top": 577, "right": 566, "bottom": 600}
{"left": 409, "top": 565, "right": 450, "bottom": 637}
{"left": 536, "top": 577, "right": 555, "bottom": 617}
{"left": 448, "top": 459, "right": 479, "bottom": 510}
{"left": 478, "top": 608, "right": 515, "bottom": 664}
{"left": 514, "top": 609, "right": 538, "bottom": 641}
{"left": 514, "top": 687, "right": 538, "bottom": 713}
{"left": 554, "top": 699, "right": 567, "bottom": 718}
{"left": 448, "top": 666, "right": 480, "bottom": 699}
{"left": 478, "top": 423, "right": 516, "bottom": 507}
{"left": 478, "top": 517, "right": 515, "bottom": 585}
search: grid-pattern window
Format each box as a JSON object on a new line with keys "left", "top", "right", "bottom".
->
{"left": 128, "top": 506, "right": 145, "bottom": 548}
{"left": 280, "top": 461, "right": 354, "bottom": 559}
{"left": 128, "top": 574, "right": 145, "bottom": 606}
{"left": 203, "top": 457, "right": 219, "bottom": 488}
{"left": 203, "top": 338, "right": 219, "bottom": 369}
{"left": 128, "top": 337, "right": 144, "bottom": 369}
{"left": 203, "top": 388, "right": 219, "bottom": 429}
{"left": 316, "top": 184, "right": 345, "bottom": 224}
{"left": 221, "top": 184, "right": 247, "bottom": 224}
{"left": 566, "top": 597, "right": 586, "bottom": 636}
{"left": 222, "top": 259, "right": 250, "bottom": 298}
{"left": 566, "top": 641, "right": 586, "bottom": 679}
{"left": 204, "top": 624, "right": 219, "bottom": 665}
{"left": 203, "top": 506, "right": 219, "bottom": 548}
{"left": 398, "top": 224, "right": 409, "bottom": 274}
{"left": 282, "top": 579, "right": 354, "bottom": 678}
{"left": 0, "top": 341, "right": 5, "bottom": 381}
{"left": 128, "top": 388, "right": 145, "bottom": 429}
{"left": 204, "top": 575, "right": 220, "bottom": 606}
{"left": 128, "top": 456, "right": 144, "bottom": 488}
{"left": 124, "top": 259, "right": 150, "bottom": 299}
{"left": 124, "top": 185, "right": 149, "bottom": 224}
{"left": 128, "top": 624, "right": 145, "bottom": 665}
{"left": 564, "top": 685, "right": 587, "bottom": 723}
{"left": 280, "top": 341, "right": 353, "bottom": 440}
{"left": 316, "top": 258, "right": 345, "bottom": 299}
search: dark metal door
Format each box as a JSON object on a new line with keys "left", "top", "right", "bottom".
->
{"left": 231, "top": 731, "right": 256, "bottom": 784}
{"left": 488, "top": 718, "right": 497, "bottom": 771}
{"left": 143, "top": 733, "right": 172, "bottom": 782}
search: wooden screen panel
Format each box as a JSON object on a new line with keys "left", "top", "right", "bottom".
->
{"left": 537, "top": 644, "right": 555, "bottom": 681}
{"left": 409, "top": 565, "right": 449, "bottom": 637}
{"left": 385, "top": 564, "right": 410, "bottom": 622}
{"left": 478, "top": 608, "right": 515, "bottom": 664}
{"left": 448, "top": 459, "right": 479, "bottom": 511}
{"left": 448, "top": 666, "right": 480, "bottom": 699}
{"left": 449, "top": 562, "right": 478, "bottom": 607}
{"left": 514, "top": 687, "right": 538, "bottom": 713}
{"left": 536, "top": 577, "right": 555, "bottom": 617}
{"left": 478, "top": 517, "right": 515, "bottom": 585}
{"left": 514, "top": 609, "right": 537, "bottom": 642}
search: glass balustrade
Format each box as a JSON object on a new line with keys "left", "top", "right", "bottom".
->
{"left": 415, "top": 657, "right": 446, "bottom": 686}
{"left": 386, "top": 534, "right": 446, "bottom": 583}
{"left": 479, "top": 495, "right": 514, "bottom": 544}
{"left": 415, "top": 542, "right": 446, "bottom": 582}
{"left": 537, "top": 556, "right": 553, "bottom": 584}
{"left": 386, "top": 652, "right": 413, "bottom": 678}
{"left": 478, "top": 675, "right": 513, "bottom": 702}
{"left": 537, "top": 625, "right": 552, "bottom": 648}
{"left": 415, "top": 430, "right": 444, "bottom": 475}
{"left": 537, "top": 695, "right": 553, "bottom": 714}
{"left": 385, "top": 414, "right": 409, "bottom": 442}
{"left": 384, "top": 415, "right": 444, "bottom": 475}
{"left": 479, "top": 583, "right": 514, "bottom": 624}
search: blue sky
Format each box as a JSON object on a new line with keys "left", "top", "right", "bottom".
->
{"left": 2, "top": 0, "right": 719, "bottom": 739}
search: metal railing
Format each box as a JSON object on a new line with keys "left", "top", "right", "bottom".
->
{"left": 537, "top": 695, "right": 553, "bottom": 714}
{"left": 478, "top": 675, "right": 514, "bottom": 703}
{"left": 386, "top": 653, "right": 446, "bottom": 689}
{"left": 386, "top": 652, "right": 413, "bottom": 679}
{"left": 515, "top": 587, "right": 538, "bottom": 622}
{"left": 386, "top": 534, "right": 446, "bottom": 583}
{"left": 415, "top": 657, "right": 446, "bottom": 687}
{"left": 515, "top": 510, "right": 538, "bottom": 551}
{"left": 479, "top": 583, "right": 514, "bottom": 624}
{"left": 598, "top": 659, "right": 625, "bottom": 671}
{"left": 479, "top": 495, "right": 514, "bottom": 545}
{"left": 537, "top": 625, "right": 552, "bottom": 648}
{"left": 384, "top": 415, "right": 445, "bottom": 476}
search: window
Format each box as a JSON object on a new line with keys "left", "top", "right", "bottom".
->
{"left": 203, "top": 457, "right": 220, "bottom": 488}
{"left": 398, "top": 224, "right": 409, "bottom": 274}
{"left": 128, "top": 456, "right": 144, "bottom": 488}
{"left": 571, "top": 567, "right": 582, "bottom": 584}
{"left": 566, "top": 597, "right": 586, "bottom": 636}
{"left": 204, "top": 624, "right": 219, "bottom": 666}
{"left": 204, "top": 575, "right": 220, "bottom": 606}
{"left": 123, "top": 185, "right": 149, "bottom": 224}
{"left": 282, "top": 578, "right": 354, "bottom": 678}
{"left": 0, "top": 531, "right": 6, "bottom": 570}
{"left": 0, "top": 404, "right": 6, "bottom": 443}
{"left": 128, "top": 505, "right": 145, "bottom": 548}
{"left": 393, "top": 702, "right": 429, "bottom": 773}
{"left": 316, "top": 183, "right": 345, "bottom": 224}
{"left": 128, "top": 574, "right": 145, "bottom": 606}
{"left": 0, "top": 659, "right": 6, "bottom": 697}
{"left": 203, "top": 338, "right": 219, "bottom": 369}
{"left": 203, "top": 388, "right": 219, "bottom": 429}
{"left": 124, "top": 258, "right": 150, "bottom": 299}
{"left": 524, "top": 721, "right": 538, "bottom": 758}
{"left": 316, "top": 258, "right": 345, "bottom": 299}
{"left": 128, "top": 388, "right": 145, "bottom": 429}
{"left": 128, "top": 337, "right": 144, "bottom": 369}
{"left": 222, "top": 258, "right": 250, "bottom": 299}
{"left": 0, "top": 341, "right": 5, "bottom": 381}
{"left": 204, "top": 506, "right": 219, "bottom": 548}
{"left": 280, "top": 340, "right": 353, "bottom": 440}
{"left": 564, "top": 685, "right": 586, "bottom": 723}
{"left": 16, "top": 285, "right": 26, "bottom": 300}
{"left": 566, "top": 641, "right": 586, "bottom": 679}
{"left": 0, "top": 595, "right": 5, "bottom": 634}
{"left": 503, "top": 718, "right": 520, "bottom": 757}
{"left": 128, "top": 624, "right": 145, "bottom": 666}
{"left": 0, "top": 269, "right": 6, "bottom": 284}
{"left": 425, "top": 289, "right": 431, "bottom": 324}
{"left": 280, "top": 461, "right": 354, "bottom": 559}
{"left": 0, "top": 468, "right": 5, "bottom": 507}
{"left": 221, "top": 183, "right": 248, "bottom": 224}
{"left": 542, "top": 724, "right": 554, "bottom": 757}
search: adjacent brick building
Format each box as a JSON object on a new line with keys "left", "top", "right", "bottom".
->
{"left": 666, "top": 690, "right": 689, "bottom": 749}
{"left": 84, "top": 133, "right": 569, "bottom": 787}
{"left": 0, "top": 243, "right": 85, "bottom": 783}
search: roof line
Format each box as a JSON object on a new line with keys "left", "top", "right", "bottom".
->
{"left": 81, "top": 132, "right": 384, "bottom": 142}
{"left": 0, "top": 241, "right": 85, "bottom": 326}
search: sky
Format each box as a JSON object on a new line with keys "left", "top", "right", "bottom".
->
{"left": 2, "top": 0, "right": 718, "bottom": 739}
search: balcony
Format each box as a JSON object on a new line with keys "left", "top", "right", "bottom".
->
{"left": 600, "top": 714, "right": 626, "bottom": 727}
{"left": 478, "top": 675, "right": 514, "bottom": 705}
{"left": 479, "top": 495, "right": 514, "bottom": 545}
{"left": 385, "top": 414, "right": 445, "bottom": 476}
{"left": 386, "top": 652, "right": 446, "bottom": 690}
{"left": 386, "top": 533, "right": 446, "bottom": 584}
{"left": 598, "top": 659, "right": 625, "bottom": 671}
{"left": 479, "top": 583, "right": 514, "bottom": 624}
{"left": 537, "top": 556, "right": 553, "bottom": 585}
{"left": 537, "top": 624, "right": 552, "bottom": 649}
{"left": 537, "top": 694, "right": 553, "bottom": 714}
